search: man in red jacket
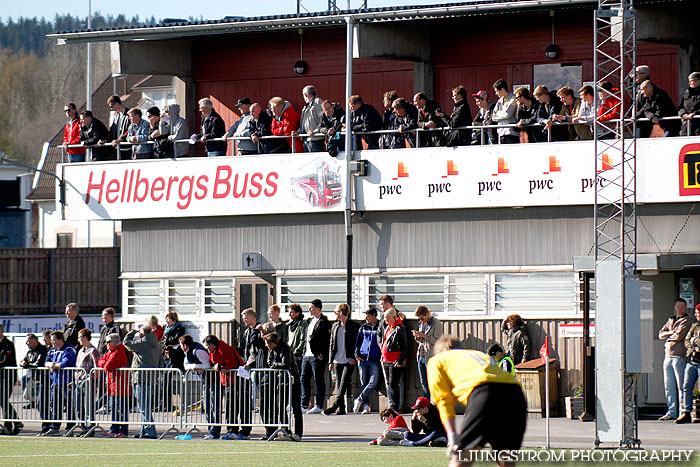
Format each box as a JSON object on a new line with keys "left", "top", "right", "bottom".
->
{"left": 269, "top": 97, "right": 304, "bottom": 153}
{"left": 98, "top": 333, "right": 130, "bottom": 437}
{"left": 203, "top": 334, "right": 248, "bottom": 440}
{"left": 62, "top": 103, "right": 86, "bottom": 163}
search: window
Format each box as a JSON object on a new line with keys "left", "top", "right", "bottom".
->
{"left": 279, "top": 276, "right": 354, "bottom": 316}
{"left": 447, "top": 274, "right": 488, "bottom": 314}
{"left": 167, "top": 279, "right": 197, "bottom": 314}
{"left": 493, "top": 273, "right": 579, "bottom": 316}
{"left": 369, "top": 275, "right": 444, "bottom": 313}
{"left": 533, "top": 63, "right": 583, "bottom": 93}
{"left": 204, "top": 279, "right": 234, "bottom": 313}
{"left": 126, "top": 280, "right": 161, "bottom": 315}
{"left": 56, "top": 233, "right": 73, "bottom": 248}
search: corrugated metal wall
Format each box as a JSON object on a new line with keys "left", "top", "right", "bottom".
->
{"left": 122, "top": 203, "right": 700, "bottom": 273}
{"left": 0, "top": 248, "right": 120, "bottom": 315}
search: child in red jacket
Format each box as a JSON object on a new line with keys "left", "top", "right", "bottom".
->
{"left": 369, "top": 408, "right": 408, "bottom": 446}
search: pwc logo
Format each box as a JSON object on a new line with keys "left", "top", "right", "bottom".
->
{"left": 679, "top": 144, "right": 700, "bottom": 196}
{"left": 392, "top": 162, "right": 409, "bottom": 181}
{"left": 544, "top": 156, "right": 561, "bottom": 174}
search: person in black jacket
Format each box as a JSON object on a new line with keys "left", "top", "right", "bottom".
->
{"left": 401, "top": 397, "right": 448, "bottom": 447}
{"left": 106, "top": 94, "right": 130, "bottom": 160}
{"left": 250, "top": 102, "right": 277, "bottom": 154}
{"left": 0, "top": 324, "right": 22, "bottom": 435}
{"left": 347, "top": 95, "right": 382, "bottom": 150}
{"left": 198, "top": 98, "right": 227, "bottom": 156}
{"left": 440, "top": 86, "right": 473, "bottom": 147}
{"left": 20, "top": 333, "right": 47, "bottom": 427}
{"left": 63, "top": 303, "right": 86, "bottom": 350}
{"left": 319, "top": 100, "right": 345, "bottom": 157}
{"left": 300, "top": 299, "right": 331, "bottom": 413}
{"left": 387, "top": 98, "right": 418, "bottom": 149}
{"left": 472, "top": 90, "right": 498, "bottom": 145}
{"left": 414, "top": 92, "right": 447, "bottom": 147}
{"left": 514, "top": 87, "right": 541, "bottom": 143}
{"left": 637, "top": 80, "right": 679, "bottom": 138}
{"left": 679, "top": 72, "right": 700, "bottom": 136}
{"left": 324, "top": 303, "right": 360, "bottom": 416}
{"left": 533, "top": 85, "right": 567, "bottom": 142}
{"left": 380, "top": 90, "right": 399, "bottom": 149}
{"left": 79, "top": 110, "right": 113, "bottom": 161}
{"left": 98, "top": 307, "right": 125, "bottom": 357}
{"left": 265, "top": 333, "right": 303, "bottom": 441}
{"left": 380, "top": 308, "right": 407, "bottom": 412}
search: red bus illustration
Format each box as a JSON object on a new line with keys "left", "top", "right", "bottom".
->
{"left": 290, "top": 157, "right": 342, "bottom": 208}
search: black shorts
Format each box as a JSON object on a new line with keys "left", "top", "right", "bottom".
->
{"left": 457, "top": 383, "right": 527, "bottom": 451}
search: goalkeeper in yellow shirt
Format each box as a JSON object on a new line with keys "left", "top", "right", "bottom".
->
{"left": 428, "top": 336, "right": 526, "bottom": 466}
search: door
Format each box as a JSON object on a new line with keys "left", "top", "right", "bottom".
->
{"left": 235, "top": 278, "right": 274, "bottom": 326}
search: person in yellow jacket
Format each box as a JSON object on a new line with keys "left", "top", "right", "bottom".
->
{"left": 428, "top": 336, "right": 526, "bottom": 466}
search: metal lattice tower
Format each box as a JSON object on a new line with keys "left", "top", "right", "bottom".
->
{"left": 593, "top": 0, "right": 640, "bottom": 448}
{"left": 297, "top": 1, "right": 368, "bottom": 14}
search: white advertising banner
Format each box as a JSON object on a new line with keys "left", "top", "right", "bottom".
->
{"left": 59, "top": 137, "right": 700, "bottom": 220}
{"left": 60, "top": 153, "right": 345, "bottom": 220}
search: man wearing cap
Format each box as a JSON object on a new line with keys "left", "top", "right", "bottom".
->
{"left": 400, "top": 396, "right": 447, "bottom": 447}
{"left": 472, "top": 90, "right": 497, "bottom": 145}
{"left": 297, "top": 85, "right": 326, "bottom": 153}
{"left": 224, "top": 98, "right": 258, "bottom": 155}
{"left": 353, "top": 307, "right": 382, "bottom": 414}
{"left": 300, "top": 299, "right": 331, "bottom": 414}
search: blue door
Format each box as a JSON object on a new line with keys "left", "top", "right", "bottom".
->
{"left": 0, "top": 211, "right": 27, "bottom": 247}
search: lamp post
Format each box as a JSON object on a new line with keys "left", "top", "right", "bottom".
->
{"left": 86, "top": 0, "right": 92, "bottom": 111}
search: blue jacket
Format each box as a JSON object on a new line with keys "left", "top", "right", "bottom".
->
{"left": 127, "top": 118, "right": 152, "bottom": 154}
{"left": 354, "top": 321, "right": 381, "bottom": 360}
{"left": 46, "top": 343, "right": 77, "bottom": 386}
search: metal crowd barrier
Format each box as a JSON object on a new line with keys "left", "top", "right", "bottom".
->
{"left": 0, "top": 366, "right": 294, "bottom": 440}
{"left": 181, "top": 368, "right": 293, "bottom": 441}
{"left": 0, "top": 367, "right": 87, "bottom": 436}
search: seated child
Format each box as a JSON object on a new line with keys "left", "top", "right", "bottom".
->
{"left": 369, "top": 408, "right": 408, "bottom": 446}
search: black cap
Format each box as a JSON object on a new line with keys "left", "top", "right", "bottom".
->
{"left": 236, "top": 97, "right": 252, "bottom": 106}
{"left": 364, "top": 308, "right": 378, "bottom": 316}
{"left": 147, "top": 106, "right": 160, "bottom": 117}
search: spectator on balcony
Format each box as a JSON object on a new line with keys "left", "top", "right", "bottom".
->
{"left": 492, "top": 80, "right": 519, "bottom": 144}
{"left": 412, "top": 306, "right": 442, "bottom": 399}
{"left": 98, "top": 307, "right": 124, "bottom": 357}
{"left": 324, "top": 303, "right": 360, "bottom": 416}
{"left": 679, "top": 72, "right": 700, "bottom": 137}
{"left": 501, "top": 314, "right": 530, "bottom": 364}
{"left": 79, "top": 110, "right": 112, "bottom": 161}
{"left": 146, "top": 107, "right": 173, "bottom": 159}
{"left": 388, "top": 98, "right": 418, "bottom": 149}
{"left": 631, "top": 64, "right": 651, "bottom": 87}
{"left": 250, "top": 102, "right": 275, "bottom": 154}
{"left": 472, "top": 90, "right": 497, "bottom": 145}
{"left": 598, "top": 81, "right": 620, "bottom": 139}
{"left": 347, "top": 95, "right": 382, "bottom": 150}
{"left": 224, "top": 97, "right": 257, "bottom": 155}
{"left": 414, "top": 92, "right": 446, "bottom": 147}
{"left": 553, "top": 86, "right": 587, "bottom": 140}
{"left": 572, "top": 85, "right": 595, "bottom": 139}
{"left": 126, "top": 108, "right": 153, "bottom": 159}
{"left": 269, "top": 96, "right": 303, "bottom": 153}
{"left": 533, "top": 85, "right": 566, "bottom": 142}
{"left": 440, "top": 86, "right": 473, "bottom": 147}
{"left": 301, "top": 299, "right": 331, "bottom": 414}
{"left": 381, "top": 90, "right": 400, "bottom": 149}
{"left": 198, "top": 98, "right": 227, "bottom": 156}
{"left": 165, "top": 104, "right": 189, "bottom": 158}
{"left": 319, "top": 100, "right": 345, "bottom": 156}
{"left": 98, "top": 333, "right": 130, "bottom": 438}
{"left": 298, "top": 85, "right": 326, "bottom": 153}
{"left": 62, "top": 102, "right": 86, "bottom": 163}
{"left": 353, "top": 307, "right": 381, "bottom": 415}
{"left": 63, "top": 303, "right": 86, "bottom": 350}
{"left": 637, "top": 80, "right": 679, "bottom": 138}
{"left": 106, "top": 95, "right": 130, "bottom": 160}
{"left": 123, "top": 325, "right": 161, "bottom": 439}
{"left": 43, "top": 330, "right": 76, "bottom": 436}
{"left": 514, "top": 87, "right": 539, "bottom": 143}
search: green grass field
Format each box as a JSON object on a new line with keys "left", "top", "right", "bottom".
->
{"left": 1, "top": 437, "right": 698, "bottom": 466}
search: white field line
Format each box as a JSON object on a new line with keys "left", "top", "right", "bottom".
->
{"left": 0, "top": 450, "right": 410, "bottom": 458}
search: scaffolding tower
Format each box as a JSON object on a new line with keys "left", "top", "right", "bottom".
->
{"left": 593, "top": 0, "right": 640, "bottom": 448}
{"left": 297, "top": 1, "right": 368, "bottom": 15}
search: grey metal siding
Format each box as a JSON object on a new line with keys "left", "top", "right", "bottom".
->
{"left": 122, "top": 204, "right": 700, "bottom": 273}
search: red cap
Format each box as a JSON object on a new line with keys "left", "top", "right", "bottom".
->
{"left": 410, "top": 396, "right": 430, "bottom": 410}
{"left": 472, "top": 90, "right": 488, "bottom": 99}
{"left": 695, "top": 304, "right": 700, "bottom": 312}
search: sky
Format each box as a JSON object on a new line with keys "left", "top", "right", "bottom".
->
{"left": 1, "top": 0, "right": 452, "bottom": 23}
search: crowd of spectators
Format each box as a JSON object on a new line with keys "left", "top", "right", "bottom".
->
{"left": 61, "top": 67, "right": 700, "bottom": 162}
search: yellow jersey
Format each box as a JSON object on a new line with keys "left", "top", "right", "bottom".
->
{"left": 427, "top": 349, "right": 520, "bottom": 422}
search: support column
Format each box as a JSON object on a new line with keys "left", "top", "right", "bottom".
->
{"left": 413, "top": 61, "right": 434, "bottom": 98}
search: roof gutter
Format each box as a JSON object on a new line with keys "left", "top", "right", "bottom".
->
{"left": 48, "top": 0, "right": 596, "bottom": 44}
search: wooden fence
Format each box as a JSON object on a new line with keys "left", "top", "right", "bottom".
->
{"left": 0, "top": 247, "right": 120, "bottom": 315}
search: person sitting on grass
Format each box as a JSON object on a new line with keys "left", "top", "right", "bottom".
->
{"left": 369, "top": 408, "right": 408, "bottom": 446}
{"left": 400, "top": 396, "right": 448, "bottom": 447}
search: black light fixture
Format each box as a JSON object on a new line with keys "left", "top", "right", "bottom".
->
{"left": 294, "top": 60, "right": 308, "bottom": 75}
{"left": 545, "top": 44, "right": 561, "bottom": 60}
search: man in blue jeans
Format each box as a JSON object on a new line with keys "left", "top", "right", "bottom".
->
{"left": 677, "top": 305, "right": 700, "bottom": 424}
{"left": 658, "top": 298, "right": 691, "bottom": 420}
{"left": 300, "top": 299, "right": 331, "bottom": 414}
{"left": 412, "top": 306, "right": 442, "bottom": 399}
{"left": 353, "top": 308, "right": 382, "bottom": 414}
